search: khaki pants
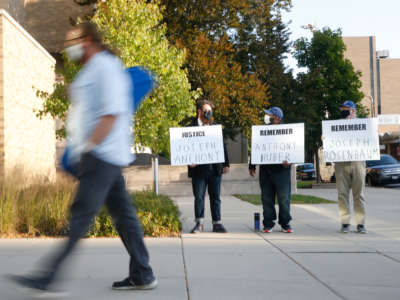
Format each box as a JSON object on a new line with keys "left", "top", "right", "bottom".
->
{"left": 335, "top": 161, "right": 366, "bottom": 225}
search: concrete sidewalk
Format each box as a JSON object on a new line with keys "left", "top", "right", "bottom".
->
{"left": 1, "top": 187, "right": 400, "bottom": 299}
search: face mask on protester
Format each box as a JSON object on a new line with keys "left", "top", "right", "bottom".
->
{"left": 203, "top": 110, "right": 213, "bottom": 120}
{"left": 341, "top": 110, "right": 351, "bottom": 119}
{"left": 65, "top": 43, "right": 84, "bottom": 62}
{"left": 264, "top": 115, "right": 271, "bottom": 124}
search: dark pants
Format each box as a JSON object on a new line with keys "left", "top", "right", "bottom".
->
{"left": 41, "top": 153, "right": 154, "bottom": 286}
{"left": 259, "top": 167, "right": 292, "bottom": 229}
{"left": 191, "top": 170, "right": 222, "bottom": 223}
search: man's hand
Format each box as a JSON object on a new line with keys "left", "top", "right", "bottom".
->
{"left": 249, "top": 169, "right": 256, "bottom": 177}
{"left": 189, "top": 164, "right": 197, "bottom": 168}
{"left": 223, "top": 167, "right": 230, "bottom": 174}
{"left": 282, "top": 160, "right": 290, "bottom": 167}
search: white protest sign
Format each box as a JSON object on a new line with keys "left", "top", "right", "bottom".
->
{"left": 322, "top": 118, "right": 380, "bottom": 162}
{"left": 169, "top": 125, "right": 225, "bottom": 166}
{"left": 251, "top": 123, "right": 305, "bottom": 165}
{"left": 378, "top": 114, "right": 400, "bottom": 125}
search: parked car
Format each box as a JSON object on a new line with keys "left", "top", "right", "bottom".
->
{"left": 366, "top": 154, "right": 400, "bottom": 186}
{"left": 330, "top": 154, "right": 400, "bottom": 186}
{"left": 296, "top": 163, "right": 316, "bottom": 181}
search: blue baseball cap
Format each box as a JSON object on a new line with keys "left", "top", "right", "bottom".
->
{"left": 264, "top": 106, "right": 283, "bottom": 119}
{"left": 341, "top": 100, "right": 356, "bottom": 110}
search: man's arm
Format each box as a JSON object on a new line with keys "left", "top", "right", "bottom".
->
{"left": 85, "top": 115, "right": 117, "bottom": 151}
{"left": 222, "top": 142, "right": 230, "bottom": 173}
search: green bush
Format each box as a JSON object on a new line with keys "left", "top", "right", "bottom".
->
{"left": 88, "top": 191, "right": 181, "bottom": 237}
{"left": 0, "top": 175, "right": 181, "bottom": 237}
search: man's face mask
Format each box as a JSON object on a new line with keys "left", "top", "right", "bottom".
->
{"left": 65, "top": 43, "right": 84, "bottom": 62}
{"left": 203, "top": 110, "right": 213, "bottom": 120}
{"left": 341, "top": 109, "right": 351, "bottom": 119}
{"left": 264, "top": 115, "right": 271, "bottom": 124}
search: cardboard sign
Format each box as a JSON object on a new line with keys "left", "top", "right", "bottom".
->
{"left": 251, "top": 123, "right": 305, "bottom": 165}
{"left": 169, "top": 125, "right": 225, "bottom": 166}
{"left": 322, "top": 118, "right": 380, "bottom": 162}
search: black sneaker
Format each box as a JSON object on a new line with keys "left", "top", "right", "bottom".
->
{"left": 357, "top": 224, "right": 368, "bottom": 234}
{"left": 340, "top": 224, "right": 350, "bottom": 233}
{"left": 281, "top": 224, "right": 293, "bottom": 233}
{"left": 112, "top": 277, "right": 158, "bottom": 290}
{"left": 190, "top": 222, "right": 204, "bottom": 234}
{"left": 6, "top": 274, "right": 68, "bottom": 298}
{"left": 212, "top": 223, "right": 227, "bottom": 233}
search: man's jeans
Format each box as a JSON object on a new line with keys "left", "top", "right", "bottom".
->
{"left": 259, "top": 167, "right": 292, "bottom": 228}
{"left": 41, "top": 152, "right": 154, "bottom": 286}
{"left": 191, "top": 171, "right": 222, "bottom": 223}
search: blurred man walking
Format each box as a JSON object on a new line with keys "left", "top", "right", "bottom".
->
{"left": 8, "top": 22, "right": 157, "bottom": 296}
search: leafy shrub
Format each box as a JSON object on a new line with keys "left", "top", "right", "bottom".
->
{"left": 0, "top": 175, "right": 181, "bottom": 237}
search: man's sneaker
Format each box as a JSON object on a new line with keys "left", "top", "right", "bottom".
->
{"left": 112, "top": 277, "right": 158, "bottom": 290}
{"left": 357, "top": 224, "right": 368, "bottom": 234}
{"left": 190, "top": 222, "right": 203, "bottom": 234}
{"left": 340, "top": 224, "right": 350, "bottom": 233}
{"left": 263, "top": 227, "right": 273, "bottom": 233}
{"left": 212, "top": 223, "right": 227, "bottom": 233}
{"left": 281, "top": 225, "right": 293, "bottom": 233}
{"left": 6, "top": 274, "right": 68, "bottom": 298}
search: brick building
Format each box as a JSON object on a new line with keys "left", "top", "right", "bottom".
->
{"left": 0, "top": 9, "right": 56, "bottom": 180}
{"left": 343, "top": 36, "right": 400, "bottom": 159}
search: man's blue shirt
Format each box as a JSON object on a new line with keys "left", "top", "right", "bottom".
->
{"left": 66, "top": 51, "right": 133, "bottom": 166}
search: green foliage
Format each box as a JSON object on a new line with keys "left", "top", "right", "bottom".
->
{"left": 37, "top": 0, "right": 196, "bottom": 155}
{"left": 232, "top": 0, "right": 295, "bottom": 116}
{"left": 161, "top": 0, "right": 270, "bottom": 139}
{"left": 92, "top": 0, "right": 197, "bottom": 154}
{"left": 132, "top": 191, "right": 181, "bottom": 237}
{"left": 294, "top": 27, "right": 366, "bottom": 162}
{"left": 36, "top": 57, "right": 81, "bottom": 139}
{"left": 0, "top": 175, "right": 181, "bottom": 238}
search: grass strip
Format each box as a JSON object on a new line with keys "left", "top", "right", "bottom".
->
{"left": 297, "top": 180, "right": 314, "bottom": 188}
{"left": 234, "top": 194, "right": 335, "bottom": 205}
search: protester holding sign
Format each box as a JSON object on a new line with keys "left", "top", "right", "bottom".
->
{"left": 334, "top": 100, "right": 368, "bottom": 234}
{"left": 249, "top": 107, "right": 293, "bottom": 233}
{"left": 188, "top": 99, "right": 230, "bottom": 234}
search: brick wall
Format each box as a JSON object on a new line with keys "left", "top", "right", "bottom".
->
{"left": 0, "top": 10, "right": 56, "bottom": 180}
{"left": 0, "top": 13, "right": 3, "bottom": 177}
{"left": 343, "top": 36, "right": 377, "bottom": 117}
{"left": 380, "top": 59, "right": 400, "bottom": 115}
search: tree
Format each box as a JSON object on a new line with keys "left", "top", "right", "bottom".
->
{"left": 160, "top": 0, "right": 269, "bottom": 139}
{"left": 232, "top": 0, "right": 295, "bottom": 117}
{"left": 294, "top": 27, "right": 366, "bottom": 181}
{"left": 37, "top": 0, "right": 197, "bottom": 156}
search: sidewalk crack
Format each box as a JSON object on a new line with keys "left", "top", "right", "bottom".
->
{"left": 180, "top": 236, "right": 191, "bottom": 300}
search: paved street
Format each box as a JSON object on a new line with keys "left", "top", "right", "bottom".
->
{"left": 1, "top": 187, "right": 399, "bottom": 299}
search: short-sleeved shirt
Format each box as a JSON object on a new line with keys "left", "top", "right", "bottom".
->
{"left": 66, "top": 51, "right": 133, "bottom": 166}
